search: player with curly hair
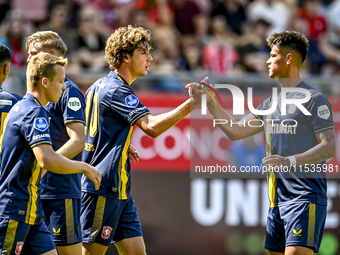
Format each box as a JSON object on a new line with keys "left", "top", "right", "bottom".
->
{"left": 81, "top": 25, "right": 202, "bottom": 255}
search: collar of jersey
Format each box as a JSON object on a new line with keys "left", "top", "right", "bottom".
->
{"left": 110, "top": 71, "right": 129, "bottom": 86}
{"left": 24, "top": 93, "right": 42, "bottom": 106}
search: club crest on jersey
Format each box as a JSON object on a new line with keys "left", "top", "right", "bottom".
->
{"left": 15, "top": 242, "right": 24, "bottom": 255}
{"left": 34, "top": 117, "right": 48, "bottom": 132}
{"left": 125, "top": 95, "right": 139, "bottom": 108}
{"left": 101, "top": 226, "right": 112, "bottom": 239}
{"left": 68, "top": 97, "right": 81, "bottom": 111}
{"left": 317, "top": 105, "right": 330, "bottom": 120}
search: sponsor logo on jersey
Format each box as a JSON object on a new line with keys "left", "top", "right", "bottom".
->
{"left": 68, "top": 97, "right": 81, "bottom": 111}
{"left": 129, "top": 106, "right": 147, "bottom": 116}
{"left": 267, "top": 124, "right": 297, "bottom": 134}
{"left": 0, "top": 100, "right": 12, "bottom": 106}
{"left": 293, "top": 228, "right": 302, "bottom": 236}
{"left": 53, "top": 228, "right": 61, "bottom": 235}
{"left": 33, "top": 133, "right": 51, "bottom": 140}
{"left": 317, "top": 105, "right": 330, "bottom": 120}
{"left": 101, "top": 226, "right": 113, "bottom": 239}
{"left": 125, "top": 95, "right": 139, "bottom": 108}
{"left": 15, "top": 242, "right": 24, "bottom": 255}
{"left": 34, "top": 117, "right": 49, "bottom": 132}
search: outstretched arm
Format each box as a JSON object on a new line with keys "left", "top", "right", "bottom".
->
{"left": 135, "top": 98, "right": 196, "bottom": 138}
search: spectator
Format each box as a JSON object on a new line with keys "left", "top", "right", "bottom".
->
{"left": 247, "top": 0, "right": 291, "bottom": 36}
{"left": 236, "top": 19, "right": 271, "bottom": 73}
{"left": 171, "top": 0, "right": 208, "bottom": 41}
{"left": 202, "top": 16, "right": 239, "bottom": 76}
{"left": 73, "top": 5, "right": 109, "bottom": 72}
{"left": 39, "top": 4, "right": 76, "bottom": 59}
{"left": 211, "top": 0, "right": 247, "bottom": 35}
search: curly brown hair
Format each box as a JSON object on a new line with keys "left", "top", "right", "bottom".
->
{"left": 26, "top": 31, "right": 67, "bottom": 57}
{"left": 27, "top": 52, "right": 68, "bottom": 88}
{"left": 266, "top": 31, "right": 309, "bottom": 65}
{"left": 105, "top": 25, "right": 152, "bottom": 69}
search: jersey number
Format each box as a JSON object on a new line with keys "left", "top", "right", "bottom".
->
{"left": 85, "top": 91, "right": 99, "bottom": 137}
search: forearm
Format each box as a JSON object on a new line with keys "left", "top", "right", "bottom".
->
{"left": 295, "top": 140, "right": 336, "bottom": 166}
{"left": 56, "top": 138, "right": 85, "bottom": 159}
{"left": 146, "top": 99, "right": 192, "bottom": 137}
{"left": 207, "top": 101, "right": 263, "bottom": 140}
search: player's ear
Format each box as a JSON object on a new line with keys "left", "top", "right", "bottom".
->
{"left": 4, "top": 64, "right": 10, "bottom": 76}
{"left": 286, "top": 53, "right": 293, "bottom": 65}
{"left": 41, "top": 77, "right": 48, "bottom": 88}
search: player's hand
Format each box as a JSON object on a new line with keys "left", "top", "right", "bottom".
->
{"left": 83, "top": 164, "right": 102, "bottom": 190}
{"left": 262, "top": 154, "right": 290, "bottom": 167}
{"left": 185, "top": 77, "right": 214, "bottom": 106}
{"left": 129, "top": 144, "right": 140, "bottom": 163}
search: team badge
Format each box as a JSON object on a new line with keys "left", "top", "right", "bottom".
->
{"left": 34, "top": 117, "right": 49, "bottom": 132}
{"left": 15, "top": 242, "right": 24, "bottom": 255}
{"left": 68, "top": 97, "right": 81, "bottom": 111}
{"left": 125, "top": 95, "right": 139, "bottom": 108}
{"left": 287, "top": 104, "right": 296, "bottom": 114}
{"left": 317, "top": 105, "right": 330, "bottom": 120}
{"left": 101, "top": 226, "right": 113, "bottom": 239}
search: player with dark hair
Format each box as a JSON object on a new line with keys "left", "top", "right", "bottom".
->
{"left": 189, "top": 31, "right": 336, "bottom": 255}
{"left": 0, "top": 43, "right": 22, "bottom": 161}
{"left": 0, "top": 52, "right": 101, "bottom": 255}
{"left": 81, "top": 25, "right": 202, "bottom": 255}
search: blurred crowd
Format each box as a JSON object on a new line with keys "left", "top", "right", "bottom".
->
{"left": 1, "top": 0, "right": 340, "bottom": 89}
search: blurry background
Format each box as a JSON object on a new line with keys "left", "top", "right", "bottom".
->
{"left": 1, "top": 0, "right": 340, "bottom": 254}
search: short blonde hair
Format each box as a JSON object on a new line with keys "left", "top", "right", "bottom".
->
{"left": 26, "top": 31, "right": 67, "bottom": 56}
{"left": 105, "top": 25, "right": 152, "bottom": 69}
{"left": 27, "top": 52, "right": 68, "bottom": 88}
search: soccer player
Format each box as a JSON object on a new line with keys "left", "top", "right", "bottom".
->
{"left": 26, "top": 31, "right": 87, "bottom": 255}
{"left": 81, "top": 25, "right": 202, "bottom": 255}
{"left": 0, "top": 44, "right": 22, "bottom": 159}
{"left": 189, "top": 31, "right": 336, "bottom": 255}
{"left": 26, "top": 32, "right": 140, "bottom": 255}
{"left": 0, "top": 52, "right": 101, "bottom": 255}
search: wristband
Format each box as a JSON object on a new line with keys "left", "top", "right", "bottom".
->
{"left": 287, "top": 156, "right": 297, "bottom": 166}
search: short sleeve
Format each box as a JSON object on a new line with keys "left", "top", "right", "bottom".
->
{"left": 111, "top": 85, "right": 150, "bottom": 125}
{"left": 22, "top": 107, "right": 52, "bottom": 148}
{"left": 307, "top": 93, "right": 335, "bottom": 134}
{"left": 60, "top": 85, "right": 86, "bottom": 125}
{"left": 252, "top": 97, "right": 272, "bottom": 121}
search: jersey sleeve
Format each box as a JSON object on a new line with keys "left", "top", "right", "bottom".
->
{"left": 307, "top": 93, "right": 335, "bottom": 134}
{"left": 252, "top": 97, "right": 271, "bottom": 121}
{"left": 21, "top": 107, "right": 52, "bottom": 148}
{"left": 60, "top": 86, "right": 86, "bottom": 125}
{"left": 110, "top": 85, "right": 150, "bottom": 125}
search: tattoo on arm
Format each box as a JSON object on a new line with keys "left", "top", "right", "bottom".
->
{"left": 296, "top": 129, "right": 337, "bottom": 165}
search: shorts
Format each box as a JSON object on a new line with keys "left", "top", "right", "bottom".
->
{"left": 81, "top": 192, "right": 143, "bottom": 246}
{"left": 41, "top": 198, "right": 82, "bottom": 246}
{"left": 0, "top": 218, "right": 55, "bottom": 255}
{"left": 265, "top": 203, "right": 327, "bottom": 253}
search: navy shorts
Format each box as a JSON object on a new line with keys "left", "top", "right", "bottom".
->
{"left": 81, "top": 192, "right": 143, "bottom": 246}
{"left": 41, "top": 198, "right": 82, "bottom": 246}
{"left": 265, "top": 203, "right": 327, "bottom": 253}
{"left": 0, "top": 218, "right": 55, "bottom": 255}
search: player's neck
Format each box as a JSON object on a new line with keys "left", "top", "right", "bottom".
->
{"left": 278, "top": 68, "right": 302, "bottom": 87}
{"left": 27, "top": 88, "right": 48, "bottom": 106}
{"left": 115, "top": 68, "right": 136, "bottom": 85}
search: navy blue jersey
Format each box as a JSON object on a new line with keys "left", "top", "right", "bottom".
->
{"left": 40, "top": 76, "right": 85, "bottom": 199}
{"left": 254, "top": 82, "right": 334, "bottom": 207}
{"left": 82, "top": 71, "right": 150, "bottom": 199}
{"left": 0, "top": 88, "right": 22, "bottom": 166}
{"left": 0, "top": 93, "right": 52, "bottom": 225}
